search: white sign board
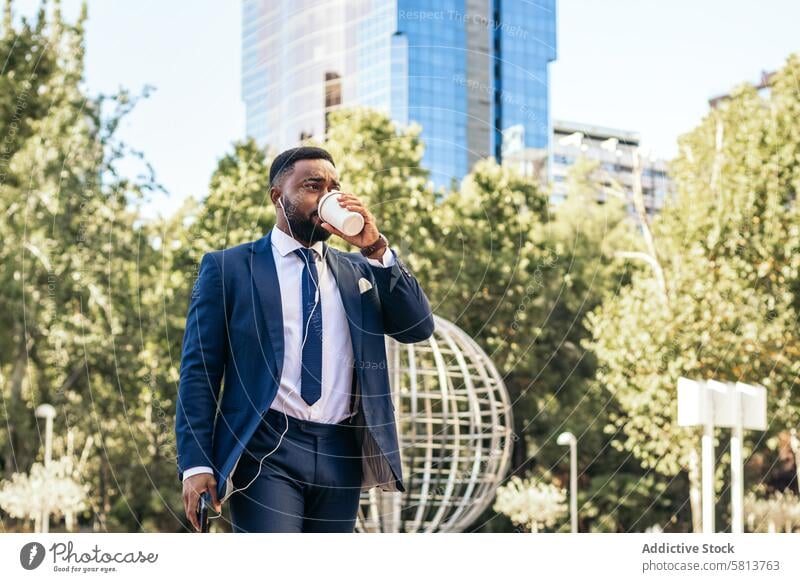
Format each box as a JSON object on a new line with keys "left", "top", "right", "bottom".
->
{"left": 735, "top": 381, "right": 767, "bottom": 431}
{"left": 677, "top": 377, "right": 767, "bottom": 430}
{"left": 677, "top": 377, "right": 708, "bottom": 426}
{"left": 707, "top": 379, "right": 738, "bottom": 428}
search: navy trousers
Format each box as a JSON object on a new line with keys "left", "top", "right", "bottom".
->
{"left": 228, "top": 407, "right": 363, "bottom": 533}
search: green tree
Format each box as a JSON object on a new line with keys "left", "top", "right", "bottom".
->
{"left": 0, "top": 1, "right": 178, "bottom": 532}
{"left": 423, "top": 156, "right": 646, "bottom": 531}
{"left": 588, "top": 53, "right": 800, "bottom": 532}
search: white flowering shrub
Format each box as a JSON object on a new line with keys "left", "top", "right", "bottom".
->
{"left": 745, "top": 490, "right": 800, "bottom": 533}
{"left": 493, "top": 475, "right": 567, "bottom": 532}
{"left": 0, "top": 457, "right": 89, "bottom": 523}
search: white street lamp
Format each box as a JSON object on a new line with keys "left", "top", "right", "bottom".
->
{"left": 35, "top": 404, "right": 56, "bottom": 464}
{"left": 35, "top": 403, "right": 56, "bottom": 533}
{"left": 557, "top": 432, "right": 578, "bottom": 533}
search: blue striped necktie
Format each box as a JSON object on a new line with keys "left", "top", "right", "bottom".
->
{"left": 293, "top": 247, "right": 322, "bottom": 406}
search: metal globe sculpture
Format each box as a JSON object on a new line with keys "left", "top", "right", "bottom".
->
{"left": 357, "top": 314, "right": 514, "bottom": 532}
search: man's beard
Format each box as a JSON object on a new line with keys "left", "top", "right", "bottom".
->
{"left": 284, "top": 201, "right": 332, "bottom": 244}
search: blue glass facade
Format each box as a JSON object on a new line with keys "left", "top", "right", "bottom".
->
{"left": 241, "top": 0, "right": 557, "bottom": 186}
{"left": 356, "top": 0, "right": 395, "bottom": 111}
{"left": 493, "top": 0, "right": 557, "bottom": 159}
{"left": 396, "top": 0, "right": 468, "bottom": 183}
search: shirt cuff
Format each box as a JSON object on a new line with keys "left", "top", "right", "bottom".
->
{"left": 366, "top": 247, "right": 396, "bottom": 268}
{"left": 182, "top": 466, "right": 214, "bottom": 481}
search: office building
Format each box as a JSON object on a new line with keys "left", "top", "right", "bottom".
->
{"left": 548, "top": 120, "right": 673, "bottom": 216}
{"left": 241, "top": 0, "right": 557, "bottom": 186}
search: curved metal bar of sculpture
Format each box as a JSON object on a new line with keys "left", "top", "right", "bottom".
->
{"left": 356, "top": 315, "right": 514, "bottom": 532}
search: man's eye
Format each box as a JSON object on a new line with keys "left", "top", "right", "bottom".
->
{"left": 305, "top": 183, "right": 321, "bottom": 190}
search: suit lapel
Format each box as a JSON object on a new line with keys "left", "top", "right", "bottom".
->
{"left": 325, "top": 245, "right": 364, "bottom": 367}
{"left": 249, "top": 231, "right": 364, "bottom": 384}
{"left": 249, "top": 230, "right": 285, "bottom": 383}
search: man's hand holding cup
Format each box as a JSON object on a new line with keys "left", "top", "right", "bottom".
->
{"left": 318, "top": 191, "right": 385, "bottom": 258}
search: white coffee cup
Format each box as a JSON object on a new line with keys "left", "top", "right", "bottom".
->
{"left": 318, "top": 190, "right": 365, "bottom": 236}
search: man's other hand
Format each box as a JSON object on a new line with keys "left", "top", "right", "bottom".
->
{"left": 183, "top": 473, "right": 221, "bottom": 531}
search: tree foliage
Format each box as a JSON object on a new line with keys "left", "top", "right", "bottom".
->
{"left": 2, "top": 3, "right": 797, "bottom": 535}
{"left": 588, "top": 53, "right": 800, "bottom": 531}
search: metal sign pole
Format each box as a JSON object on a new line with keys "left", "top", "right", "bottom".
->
{"left": 570, "top": 439, "right": 578, "bottom": 533}
{"left": 679, "top": 377, "right": 766, "bottom": 534}
{"left": 730, "top": 387, "right": 744, "bottom": 533}
{"left": 702, "top": 399, "right": 715, "bottom": 534}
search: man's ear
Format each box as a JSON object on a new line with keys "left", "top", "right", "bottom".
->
{"left": 269, "top": 185, "right": 280, "bottom": 206}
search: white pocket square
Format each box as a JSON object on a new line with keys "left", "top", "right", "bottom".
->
{"left": 358, "top": 277, "right": 373, "bottom": 294}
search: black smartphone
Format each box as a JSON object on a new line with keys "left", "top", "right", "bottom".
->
{"left": 196, "top": 491, "right": 211, "bottom": 532}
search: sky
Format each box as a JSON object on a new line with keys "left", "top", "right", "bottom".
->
{"left": 550, "top": 0, "right": 800, "bottom": 158}
{"left": 15, "top": 0, "right": 244, "bottom": 219}
{"left": 11, "top": 0, "right": 800, "bottom": 218}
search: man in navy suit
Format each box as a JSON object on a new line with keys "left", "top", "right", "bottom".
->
{"left": 176, "top": 146, "right": 434, "bottom": 532}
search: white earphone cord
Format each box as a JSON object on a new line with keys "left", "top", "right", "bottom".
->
{"left": 208, "top": 196, "right": 327, "bottom": 517}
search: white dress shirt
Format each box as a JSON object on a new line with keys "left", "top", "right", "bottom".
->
{"left": 183, "top": 225, "right": 396, "bottom": 481}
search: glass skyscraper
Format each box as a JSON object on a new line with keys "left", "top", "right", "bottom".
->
{"left": 241, "top": 0, "right": 557, "bottom": 185}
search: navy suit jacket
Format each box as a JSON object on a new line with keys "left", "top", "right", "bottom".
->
{"left": 175, "top": 229, "right": 435, "bottom": 502}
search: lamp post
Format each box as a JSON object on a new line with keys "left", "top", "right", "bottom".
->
{"left": 557, "top": 432, "right": 578, "bottom": 533}
{"left": 35, "top": 404, "right": 56, "bottom": 534}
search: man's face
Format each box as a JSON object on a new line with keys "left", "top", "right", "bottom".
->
{"left": 273, "top": 158, "right": 340, "bottom": 244}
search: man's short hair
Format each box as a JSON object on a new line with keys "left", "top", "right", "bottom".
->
{"left": 269, "top": 146, "right": 336, "bottom": 188}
